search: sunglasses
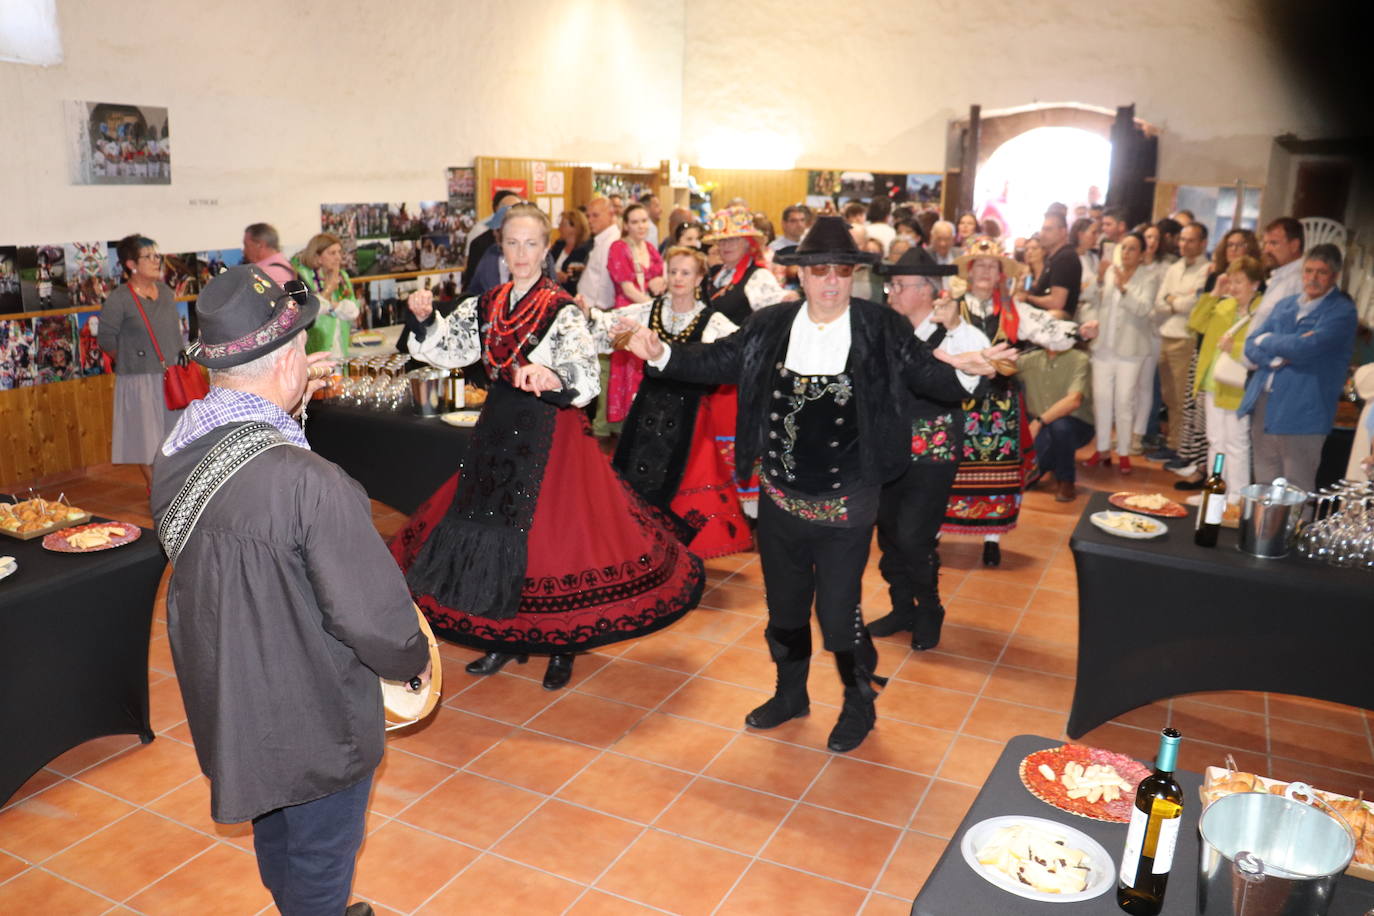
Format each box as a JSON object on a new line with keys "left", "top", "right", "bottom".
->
{"left": 806, "top": 264, "right": 855, "bottom": 278}
{"left": 280, "top": 279, "right": 310, "bottom": 307}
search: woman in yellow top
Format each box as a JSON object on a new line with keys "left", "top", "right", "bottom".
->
{"left": 1188, "top": 255, "right": 1264, "bottom": 495}
{"left": 292, "top": 233, "right": 360, "bottom": 359}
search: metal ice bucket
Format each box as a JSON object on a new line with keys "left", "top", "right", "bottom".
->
{"left": 1198, "top": 783, "right": 1355, "bottom": 916}
{"left": 1237, "top": 479, "right": 1309, "bottom": 559}
{"left": 407, "top": 369, "right": 447, "bottom": 417}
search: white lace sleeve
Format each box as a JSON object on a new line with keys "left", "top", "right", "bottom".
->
{"left": 701, "top": 311, "right": 739, "bottom": 343}
{"left": 1014, "top": 301, "right": 1079, "bottom": 352}
{"left": 408, "top": 298, "right": 481, "bottom": 368}
{"left": 586, "top": 301, "right": 651, "bottom": 353}
{"left": 937, "top": 320, "right": 992, "bottom": 355}
{"left": 744, "top": 269, "right": 785, "bottom": 310}
{"left": 527, "top": 304, "right": 601, "bottom": 408}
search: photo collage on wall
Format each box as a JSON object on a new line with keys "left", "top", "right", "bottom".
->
{"left": 66, "top": 101, "right": 172, "bottom": 186}
{"left": 805, "top": 170, "right": 945, "bottom": 213}
{"left": 321, "top": 187, "right": 472, "bottom": 279}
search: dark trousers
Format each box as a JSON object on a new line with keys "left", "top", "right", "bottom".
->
{"left": 876, "top": 460, "right": 959, "bottom": 612}
{"left": 1034, "top": 416, "right": 1094, "bottom": 483}
{"left": 252, "top": 773, "right": 373, "bottom": 916}
{"left": 756, "top": 493, "right": 873, "bottom": 651}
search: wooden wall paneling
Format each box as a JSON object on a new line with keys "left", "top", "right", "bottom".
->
{"left": 0, "top": 375, "right": 115, "bottom": 488}
{"left": 474, "top": 156, "right": 582, "bottom": 221}
{"left": 689, "top": 169, "right": 810, "bottom": 227}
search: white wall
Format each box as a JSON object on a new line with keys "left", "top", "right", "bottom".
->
{"left": 680, "top": 0, "right": 1327, "bottom": 187}
{"left": 0, "top": 0, "right": 684, "bottom": 252}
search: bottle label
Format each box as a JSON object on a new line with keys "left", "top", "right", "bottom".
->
{"left": 1152, "top": 813, "right": 1180, "bottom": 874}
{"left": 1120, "top": 807, "right": 1146, "bottom": 886}
{"left": 1203, "top": 495, "right": 1225, "bottom": 526}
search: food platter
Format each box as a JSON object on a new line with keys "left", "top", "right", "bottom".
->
{"left": 1020, "top": 744, "right": 1151, "bottom": 823}
{"left": 1107, "top": 491, "right": 1187, "bottom": 518}
{"left": 42, "top": 522, "right": 142, "bottom": 553}
{"left": 0, "top": 498, "right": 93, "bottom": 540}
{"left": 439, "top": 410, "right": 481, "bottom": 428}
{"left": 0, "top": 555, "right": 15, "bottom": 582}
{"left": 961, "top": 815, "right": 1114, "bottom": 902}
{"left": 1090, "top": 510, "right": 1167, "bottom": 540}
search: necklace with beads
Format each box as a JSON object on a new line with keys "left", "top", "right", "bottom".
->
{"left": 485, "top": 280, "right": 561, "bottom": 370}
{"left": 650, "top": 296, "right": 706, "bottom": 343}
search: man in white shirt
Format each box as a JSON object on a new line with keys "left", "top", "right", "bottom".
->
{"left": 1152, "top": 222, "right": 1212, "bottom": 457}
{"left": 1255, "top": 217, "right": 1305, "bottom": 327}
{"left": 578, "top": 197, "right": 622, "bottom": 436}
{"left": 623, "top": 216, "right": 1010, "bottom": 754}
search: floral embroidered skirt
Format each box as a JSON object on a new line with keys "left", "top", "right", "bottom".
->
{"left": 390, "top": 409, "right": 704, "bottom": 654}
{"left": 942, "top": 387, "right": 1035, "bottom": 535}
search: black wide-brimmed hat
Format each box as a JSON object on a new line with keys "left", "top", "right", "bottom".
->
{"left": 774, "top": 215, "right": 880, "bottom": 266}
{"left": 876, "top": 245, "right": 959, "bottom": 277}
{"left": 188, "top": 265, "right": 320, "bottom": 369}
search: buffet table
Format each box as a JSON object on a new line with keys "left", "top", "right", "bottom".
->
{"left": 0, "top": 521, "right": 165, "bottom": 806}
{"left": 305, "top": 403, "right": 472, "bottom": 515}
{"left": 1067, "top": 491, "right": 1374, "bottom": 738}
{"left": 912, "top": 734, "right": 1374, "bottom": 914}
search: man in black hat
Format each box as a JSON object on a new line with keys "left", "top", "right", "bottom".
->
{"left": 867, "top": 247, "right": 970, "bottom": 650}
{"left": 151, "top": 266, "right": 430, "bottom": 916}
{"left": 623, "top": 216, "right": 1014, "bottom": 752}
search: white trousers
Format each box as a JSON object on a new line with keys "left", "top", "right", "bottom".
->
{"left": 1133, "top": 338, "right": 1160, "bottom": 438}
{"left": 1092, "top": 353, "right": 1144, "bottom": 455}
{"left": 1202, "top": 391, "right": 1251, "bottom": 496}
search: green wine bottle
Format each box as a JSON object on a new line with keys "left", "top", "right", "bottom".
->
{"left": 1117, "top": 728, "right": 1183, "bottom": 915}
{"left": 1194, "top": 454, "right": 1227, "bottom": 547}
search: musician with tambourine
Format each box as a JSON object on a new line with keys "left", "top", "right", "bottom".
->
{"left": 151, "top": 266, "right": 432, "bottom": 916}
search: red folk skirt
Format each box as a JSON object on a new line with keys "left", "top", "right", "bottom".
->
{"left": 670, "top": 388, "right": 752, "bottom": 559}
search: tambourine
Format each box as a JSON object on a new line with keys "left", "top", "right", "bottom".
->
{"left": 381, "top": 604, "right": 443, "bottom": 732}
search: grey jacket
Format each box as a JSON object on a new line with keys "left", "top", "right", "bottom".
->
{"left": 98, "top": 281, "right": 183, "bottom": 375}
{"left": 151, "top": 425, "right": 428, "bottom": 823}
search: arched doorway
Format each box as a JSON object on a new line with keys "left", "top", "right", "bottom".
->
{"left": 974, "top": 126, "right": 1112, "bottom": 240}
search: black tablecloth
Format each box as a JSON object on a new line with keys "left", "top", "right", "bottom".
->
{"left": 305, "top": 403, "right": 472, "bottom": 515}
{"left": 912, "top": 734, "right": 1374, "bottom": 915}
{"left": 0, "top": 521, "right": 165, "bottom": 805}
{"left": 1067, "top": 492, "right": 1373, "bottom": 738}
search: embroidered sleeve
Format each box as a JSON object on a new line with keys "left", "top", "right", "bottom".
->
{"left": 937, "top": 320, "right": 992, "bottom": 356}
{"left": 527, "top": 303, "right": 601, "bottom": 408}
{"left": 407, "top": 298, "right": 480, "bottom": 368}
{"left": 701, "top": 311, "right": 739, "bottom": 343}
{"left": 743, "top": 268, "right": 785, "bottom": 309}
{"left": 1014, "top": 301, "right": 1079, "bottom": 352}
{"left": 586, "top": 301, "right": 651, "bottom": 353}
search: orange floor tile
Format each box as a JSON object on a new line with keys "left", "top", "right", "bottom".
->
{"left": 3, "top": 458, "right": 1372, "bottom": 915}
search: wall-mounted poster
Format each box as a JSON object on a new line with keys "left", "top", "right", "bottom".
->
{"left": 196, "top": 249, "right": 244, "bottom": 287}
{"left": 838, "top": 172, "right": 875, "bottom": 199}
{"left": 446, "top": 167, "right": 476, "bottom": 213}
{"left": 906, "top": 173, "right": 944, "bottom": 205}
{"left": 352, "top": 239, "right": 393, "bottom": 276}
{"left": 387, "top": 239, "right": 419, "bottom": 273}
{"left": 0, "top": 319, "right": 36, "bottom": 389}
{"left": 33, "top": 315, "right": 79, "bottom": 384}
{"left": 64, "top": 241, "right": 113, "bottom": 309}
{"left": 320, "top": 203, "right": 388, "bottom": 240}
{"left": 388, "top": 203, "right": 423, "bottom": 241}
{"left": 421, "top": 234, "right": 462, "bottom": 270}
{"left": 162, "top": 252, "right": 199, "bottom": 297}
{"left": 490, "top": 178, "right": 527, "bottom": 202}
{"left": 417, "top": 201, "right": 451, "bottom": 234}
{"left": 872, "top": 173, "right": 907, "bottom": 202}
{"left": 18, "top": 245, "right": 68, "bottom": 311}
{"left": 0, "top": 247, "right": 21, "bottom": 313}
{"left": 807, "top": 171, "right": 840, "bottom": 197}
{"left": 65, "top": 101, "right": 171, "bottom": 185}
{"left": 74, "top": 311, "right": 110, "bottom": 376}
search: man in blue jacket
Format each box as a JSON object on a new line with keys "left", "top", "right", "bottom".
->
{"left": 1239, "top": 243, "right": 1357, "bottom": 492}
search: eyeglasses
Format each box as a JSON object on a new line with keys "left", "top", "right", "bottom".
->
{"left": 806, "top": 264, "right": 855, "bottom": 278}
{"left": 138, "top": 252, "right": 163, "bottom": 261}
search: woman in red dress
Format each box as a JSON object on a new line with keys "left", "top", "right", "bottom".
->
{"left": 391, "top": 204, "right": 703, "bottom": 690}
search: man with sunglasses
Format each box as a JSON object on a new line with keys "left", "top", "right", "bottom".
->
{"left": 623, "top": 216, "right": 1012, "bottom": 753}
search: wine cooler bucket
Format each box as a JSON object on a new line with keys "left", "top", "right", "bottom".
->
{"left": 1237, "top": 481, "right": 1308, "bottom": 559}
{"left": 1197, "top": 783, "right": 1355, "bottom": 915}
{"left": 407, "top": 369, "right": 447, "bottom": 417}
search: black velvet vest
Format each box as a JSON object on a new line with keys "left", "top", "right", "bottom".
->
{"left": 762, "top": 360, "right": 861, "bottom": 497}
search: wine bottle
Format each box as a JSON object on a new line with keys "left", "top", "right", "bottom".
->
{"left": 1117, "top": 727, "right": 1183, "bottom": 915}
{"left": 1193, "top": 453, "right": 1227, "bottom": 547}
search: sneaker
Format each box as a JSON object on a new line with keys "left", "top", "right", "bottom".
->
{"left": 1168, "top": 462, "right": 1199, "bottom": 478}
{"left": 1130, "top": 433, "right": 1144, "bottom": 455}
{"left": 1174, "top": 477, "right": 1205, "bottom": 491}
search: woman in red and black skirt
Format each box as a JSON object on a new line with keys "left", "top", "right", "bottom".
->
{"left": 391, "top": 203, "right": 703, "bottom": 690}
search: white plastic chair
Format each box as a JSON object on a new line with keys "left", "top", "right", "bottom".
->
{"left": 1300, "top": 216, "right": 1347, "bottom": 252}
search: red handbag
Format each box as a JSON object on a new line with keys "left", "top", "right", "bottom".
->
{"left": 130, "top": 288, "right": 209, "bottom": 410}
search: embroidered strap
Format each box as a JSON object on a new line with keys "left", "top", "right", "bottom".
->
{"left": 157, "top": 422, "right": 290, "bottom": 564}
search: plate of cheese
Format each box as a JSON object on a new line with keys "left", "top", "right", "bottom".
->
{"left": 1090, "top": 510, "right": 1167, "bottom": 539}
{"left": 0, "top": 555, "right": 15, "bottom": 582}
{"left": 42, "top": 522, "right": 142, "bottom": 553}
{"left": 962, "top": 815, "right": 1114, "bottom": 902}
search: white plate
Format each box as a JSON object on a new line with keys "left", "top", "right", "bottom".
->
{"left": 439, "top": 410, "right": 481, "bottom": 428}
{"left": 1090, "top": 510, "right": 1167, "bottom": 539}
{"left": 0, "top": 557, "right": 16, "bottom": 581}
{"left": 960, "top": 814, "right": 1115, "bottom": 903}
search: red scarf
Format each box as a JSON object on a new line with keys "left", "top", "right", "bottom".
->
{"left": 992, "top": 285, "right": 1019, "bottom": 344}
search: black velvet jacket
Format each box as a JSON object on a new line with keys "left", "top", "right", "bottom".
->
{"left": 650, "top": 298, "right": 978, "bottom": 489}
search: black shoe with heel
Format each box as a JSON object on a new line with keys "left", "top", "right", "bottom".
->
{"left": 542, "top": 653, "right": 574, "bottom": 690}
{"left": 465, "top": 652, "right": 528, "bottom": 676}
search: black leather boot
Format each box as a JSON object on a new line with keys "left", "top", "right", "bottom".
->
{"left": 828, "top": 642, "right": 887, "bottom": 753}
{"left": 982, "top": 540, "right": 1001, "bottom": 568}
{"left": 542, "top": 653, "right": 574, "bottom": 690}
{"left": 866, "top": 603, "right": 915, "bottom": 637}
{"left": 465, "top": 651, "right": 528, "bottom": 675}
{"left": 911, "top": 605, "right": 945, "bottom": 651}
{"left": 745, "top": 625, "right": 811, "bottom": 729}
{"left": 909, "top": 547, "right": 943, "bottom": 650}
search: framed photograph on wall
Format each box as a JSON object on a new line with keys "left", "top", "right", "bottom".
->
{"left": 65, "top": 101, "right": 171, "bottom": 185}
{"left": 33, "top": 315, "right": 79, "bottom": 384}
{"left": 0, "top": 247, "right": 22, "bottom": 314}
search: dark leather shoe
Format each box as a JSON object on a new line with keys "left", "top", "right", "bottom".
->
{"left": 866, "top": 608, "right": 915, "bottom": 637}
{"left": 345, "top": 904, "right": 375, "bottom": 916}
{"left": 982, "top": 541, "right": 1001, "bottom": 567}
{"left": 1055, "top": 480, "right": 1077, "bottom": 502}
{"left": 465, "top": 652, "right": 528, "bottom": 676}
{"left": 911, "top": 607, "right": 945, "bottom": 651}
{"left": 542, "top": 653, "right": 574, "bottom": 690}
{"left": 1174, "top": 477, "right": 1205, "bottom": 491}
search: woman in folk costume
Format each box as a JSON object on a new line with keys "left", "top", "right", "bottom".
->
{"left": 586, "top": 246, "right": 754, "bottom": 558}
{"left": 943, "top": 237, "right": 1080, "bottom": 567}
{"left": 702, "top": 205, "right": 790, "bottom": 324}
{"left": 390, "top": 204, "right": 704, "bottom": 690}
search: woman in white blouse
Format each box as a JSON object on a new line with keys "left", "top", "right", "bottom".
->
{"left": 1078, "top": 232, "right": 1161, "bottom": 474}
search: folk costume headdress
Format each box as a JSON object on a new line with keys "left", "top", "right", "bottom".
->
{"left": 704, "top": 204, "right": 770, "bottom": 292}
{"left": 952, "top": 235, "right": 1021, "bottom": 345}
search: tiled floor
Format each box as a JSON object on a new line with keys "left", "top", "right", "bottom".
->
{"left": 3, "top": 458, "right": 1372, "bottom": 915}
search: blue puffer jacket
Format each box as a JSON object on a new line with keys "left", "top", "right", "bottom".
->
{"left": 1239, "top": 289, "right": 1357, "bottom": 435}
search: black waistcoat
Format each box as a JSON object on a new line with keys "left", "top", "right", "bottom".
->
{"left": 708, "top": 263, "right": 760, "bottom": 325}
{"left": 762, "top": 359, "right": 861, "bottom": 497}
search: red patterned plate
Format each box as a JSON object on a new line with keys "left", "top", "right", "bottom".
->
{"left": 1020, "top": 745, "right": 1152, "bottom": 823}
{"left": 1108, "top": 491, "right": 1187, "bottom": 518}
{"left": 42, "top": 521, "right": 142, "bottom": 553}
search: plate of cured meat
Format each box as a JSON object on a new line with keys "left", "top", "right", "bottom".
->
{"left": 1107, "top": 491, "right": 1187, "bottom": 518}
{"left": 1019, "top": 744, "right": 1152, "bottom": 823}
{"left": 42, "top": 522, "right": 142, "bottom": 553}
